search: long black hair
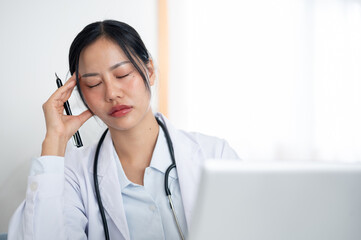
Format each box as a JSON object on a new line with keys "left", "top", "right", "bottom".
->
{"left": 68, "top": 20, "right": 151, "bottom": 108}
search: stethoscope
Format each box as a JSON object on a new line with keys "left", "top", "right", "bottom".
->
{"left": 93, "top": 117, "right": 185, "bottom": 240}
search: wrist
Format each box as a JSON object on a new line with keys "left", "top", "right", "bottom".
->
{"left": 41, "top": 134, "right": 68, "bottom": 157}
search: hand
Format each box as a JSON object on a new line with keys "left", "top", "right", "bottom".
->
{"left": 41, "top": 74, "right": 92, "bottom": 156}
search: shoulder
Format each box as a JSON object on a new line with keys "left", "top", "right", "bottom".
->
{"left": 176, "top": 129, "right": 240, "bottom": 160}
{"left": 177, "top": 129, "right": 225, "bottom": 149}
{"left": 156, "top": 112, "right": 240, "bottom": 160}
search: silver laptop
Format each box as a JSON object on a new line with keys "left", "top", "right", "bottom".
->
{"left": 188, "top": 160, "right": 361, "bottom": 240}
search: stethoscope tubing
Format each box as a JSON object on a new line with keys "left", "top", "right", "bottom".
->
{"left": 94, "top": 117, "right": 184, "bottom": 240}
{"left": 156, "top": 118, "right": 176, "bottom": 196}
{"left": 157, "top": 118, "right": 186, "bottom": 240}
{"left": 93, "top": 128, "right": 110, "bottom": 240}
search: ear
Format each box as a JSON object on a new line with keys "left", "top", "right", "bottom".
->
{"left": 146, "top": 59, "right": 156, "bottom": 86}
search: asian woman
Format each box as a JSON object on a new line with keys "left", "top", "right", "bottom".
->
{"left": 8, "top": 20, "right": 239, "bottom": 240}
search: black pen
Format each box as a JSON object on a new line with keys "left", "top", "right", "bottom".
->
{"left": 55, "top": 73, "right": 83, "bottom": 148}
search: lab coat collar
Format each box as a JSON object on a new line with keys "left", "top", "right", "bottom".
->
{"left": 88, "top": 112, "right": 204, "bottom": 237}
{"left": 149, "top": 124, "right": 178, "bottom": 179}
{"left": 114, "top": 126, "right": 177, "bottom": 192}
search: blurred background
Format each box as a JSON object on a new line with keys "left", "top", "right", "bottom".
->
{"left": 1, "top": 0, "right": 361, "bottom": 232}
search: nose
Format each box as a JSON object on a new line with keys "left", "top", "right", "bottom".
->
{"left": 104, "top": 76, "right": 123, "bottom": 102}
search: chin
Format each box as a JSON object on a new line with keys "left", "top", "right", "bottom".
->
{"left": 105, "top": 115, "right": 139, "bottom": 131}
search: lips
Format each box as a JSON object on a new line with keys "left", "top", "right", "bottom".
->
{"left": 108, "top": 105, "right": 133, "bottom": 117}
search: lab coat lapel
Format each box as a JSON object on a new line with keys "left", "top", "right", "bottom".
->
{"left": 89, "top": 132, "right": 130, "bottom": 240}
{"left": 156, "top": 113, "right": 205, "bottom": 228}
{"left": 90, "top": 113, "right": 204, "bottom": 236}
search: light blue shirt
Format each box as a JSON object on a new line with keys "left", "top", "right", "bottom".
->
{"left": 113, "top": 127, "right": 188, "bottom": 240}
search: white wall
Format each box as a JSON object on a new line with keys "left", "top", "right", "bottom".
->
{"left": 0, "top": 0, "right": 157, "bottom": 232}
{"left": 168, "top": 0, "right": 361, "bottom": 162}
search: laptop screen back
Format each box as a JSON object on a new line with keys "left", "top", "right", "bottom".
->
{"left": 189, "top": 160, "right": 361, "bottom": 240}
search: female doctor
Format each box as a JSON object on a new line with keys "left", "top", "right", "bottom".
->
{"left": 8, "top": 20, "right": 239, "bottom": 240}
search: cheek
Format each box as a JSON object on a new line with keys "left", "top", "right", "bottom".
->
{"left": 128, "top": 74, "right": 149, "bottom": 97}
{"left": 79, "top": 87, "right": 102, "bottom": 112}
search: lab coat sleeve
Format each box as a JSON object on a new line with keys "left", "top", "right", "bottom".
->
{"left": 7, "top": 156, "right": 88, "bottom": 240}
{"left": 63, "top": 166, "right": 89, "bottom": 239}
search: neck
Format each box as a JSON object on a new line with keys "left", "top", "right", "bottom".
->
{"left": 109, "top": 110, "right": 159, "bottom": 169}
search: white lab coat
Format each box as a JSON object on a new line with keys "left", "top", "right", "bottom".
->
{"left": 8, "top": 113, "right": 239, "bottom": 240}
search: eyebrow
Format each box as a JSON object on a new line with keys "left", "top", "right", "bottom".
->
{"left": 81, "top": 61, "right": 131, "bottom": 78}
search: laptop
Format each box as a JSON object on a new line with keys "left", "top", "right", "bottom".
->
{"left": 188, "top": 160, "right": 361, "bottom": 240}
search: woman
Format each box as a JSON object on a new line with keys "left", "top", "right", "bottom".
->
{"left": 8, "top": 20, "right": 239, "bottom": 240}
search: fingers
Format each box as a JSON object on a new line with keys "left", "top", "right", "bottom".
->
{"left": 57, "top": 78, "right": 76, "bottom": 100}
{"left": 62, "top": 110, "right": 93, "bottom": 135}
{"left": 77, "top": 109, "right": 93, "bottom": 125}
{"left": 60, "top": 74, "right": 83, "bottom": 102}
{"left": 42, "top": 74, "right": 80, "bottom": 121}
{"left": 50, "top": 74, "right": 77, "bottom": 102}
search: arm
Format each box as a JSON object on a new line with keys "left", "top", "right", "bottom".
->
{"left": 8, "top": 156, "right": 67, "bottom": 240}
{"left": 8, "top": 156, "right": 89, "bottom": 240}
{"left": 8, "top": 74, "right": 92, "bottom": 239}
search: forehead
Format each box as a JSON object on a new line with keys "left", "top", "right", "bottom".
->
{"left": 79, "top": 37, "right": 129, "bottom": 69}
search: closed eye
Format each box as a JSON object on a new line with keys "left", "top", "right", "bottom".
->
{"left": 116, "top": 71, "right": 133, "bottom": 79}
{"left": 88, "top": 82, "right": 102, "bottom": 88}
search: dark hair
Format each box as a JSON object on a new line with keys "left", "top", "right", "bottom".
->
{"left": 68, "top": 20, "right": 151, "bottom": 109}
